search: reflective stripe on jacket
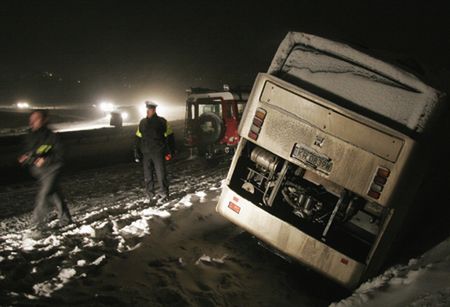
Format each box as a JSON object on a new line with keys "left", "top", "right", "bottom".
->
{"left": 22, "top": 126, "right": 63, "bottom": 169}
{"left": 136, "top": 121, "right": 173, "bottom": 138}
{"left": 135, "top": 114, "right": 169, "bottom": 154}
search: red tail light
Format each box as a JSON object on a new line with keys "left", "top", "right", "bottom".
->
{"left": 248, "top": 131, "right": 258, "bottom": 141}
{"left": 367, "top": 167, "right": 390, "bottom": 200}
{"left": 340, "top": 258, "right": 349, "bottom": 265}
{"left": 255, "top": 109, "right": 266, "bottom": 120}
{"left": 377, "top": 167, "right": 390, "bottom": 178}
{"left": 248, "top": 108, "right": 266, "bottom": 141}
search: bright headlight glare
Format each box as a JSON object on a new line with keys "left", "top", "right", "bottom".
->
{"left": 121, "top": 112, "right": 129, "bottom": 120}
{"left": 100, "top": 101, "right": 114, "bottom": 112}
{"left": 17, "top": 102, "right": 30, "bottom": 109}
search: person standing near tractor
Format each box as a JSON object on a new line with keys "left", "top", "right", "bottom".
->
{"left": 134, "top": 101, "right": 175, "bottom": 202}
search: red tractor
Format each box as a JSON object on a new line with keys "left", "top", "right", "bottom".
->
{"left": 184, "top": 86, "right": 248, "bottom": 159}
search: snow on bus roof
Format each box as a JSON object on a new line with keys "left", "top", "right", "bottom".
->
{"left": 268, "top": 32, "right": 446, "bottom": 134}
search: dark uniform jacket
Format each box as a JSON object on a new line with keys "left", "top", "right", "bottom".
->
{"left": 21, "top": 126, "right": 64, "bottom": 176}
{"left": 135, "top": 114, "right": 175, "bottom": 155}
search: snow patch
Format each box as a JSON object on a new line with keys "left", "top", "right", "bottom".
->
{"left": 177, "top": 194, "right": 194, "bottom": 208}
{"left": 195, "top": 254, "right": 228, "bottom": 265}
{"left": 70, "top": 246, "right": 82, "bottom": 254}
{"left": 141, "top": 207, "right": 171, "bottom": 218}
{"left": 59, "top": 268, "right": 76, "bottom": 280}
{"left": 41, "top": 235, "right": 62, "bottom": 249}
{"left": 119, "top": 218, "right": 150, "bottom": 237}
{"left": 91, "top": 255, "right": 106, "bottom": 266}
{"left": 333, "top": 236, "right": 450, "bottom": 306}
{"left": 21, "top": 238, "right": 37, "bottom": 251}
{"left": 77, "top": 225, "right": 96, "bottom": 237}
{"left": 77, "top": 260, "right": 87, "bottom": 267}
{"left": 33, "top": 268, "right": 77, "bottom": 297}
{"left": 23, "top": 293, "right": 38, "bottom": 300}
{"left": 125, "top": 242, "right": 142, "bottom": 251}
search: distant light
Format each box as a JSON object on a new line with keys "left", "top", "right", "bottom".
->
{"left": 17, "top": 102, "right": 30, "bottom": 109}
{"left": 100, "top": 101, "right": 115, "bottom": 112}
{"left": 223, "top": 84, "right": 230, "bottom": 91}
{"left": 121, "top": 112, "right": 129, "bottom": 120}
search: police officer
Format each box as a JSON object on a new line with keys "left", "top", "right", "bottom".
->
{"left": 18, "top": 110, "right": 72, "bottom": 233}
{"left": 134, "top": 101, "right": 175, "bottom": 201}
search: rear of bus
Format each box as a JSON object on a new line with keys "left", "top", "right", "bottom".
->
{"left": 216, "top": 32, "right": 444, "bottom": 288}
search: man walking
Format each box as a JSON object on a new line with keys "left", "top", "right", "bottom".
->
{"left": 134, "top": 101, "right": 175, "bottom": 202}
{"left": 18, "top": 110, "right": 72, "bottom": 235}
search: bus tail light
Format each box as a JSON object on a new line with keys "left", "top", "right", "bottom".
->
{"left": 248, "top": 108, "right": 266, "bottom": 141}
{"left": 367, "top": 167, "right": 390, "bottom": 200}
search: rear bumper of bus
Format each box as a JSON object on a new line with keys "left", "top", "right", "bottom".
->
{"left": 216, "top": 185, "right": 366, "bottom": 288}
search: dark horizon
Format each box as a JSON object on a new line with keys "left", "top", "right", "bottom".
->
{"left": 1, "top": 0, "right": 449, "bottom": 106}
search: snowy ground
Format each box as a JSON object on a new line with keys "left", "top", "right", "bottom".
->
{"left": 0, "top": 157, "right": 225, "bottom": 300}
{"left": 1, "top": 105, "right": 450, "bottom": 306}
{"left": 0, "top": 156, "right": 346, "bottom": 306}
{"left": 332, "top": 237, "right": 450, "bottom": 307}
{"left": 2, "top": 155, "right": 450, "bottom": 307}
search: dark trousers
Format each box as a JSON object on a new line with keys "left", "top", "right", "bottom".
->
{"left": 142, "top": 151, "right": 169, "bottom": 197}
{"left": 30, "top": 166, "right": 72, "bottom": 228}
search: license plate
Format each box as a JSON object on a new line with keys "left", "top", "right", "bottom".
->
{"left": 291, "top": 144, "right": 333, "bottom": 174}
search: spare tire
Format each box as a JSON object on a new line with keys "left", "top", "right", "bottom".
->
{"left": 195, "top": 112, "right": 224, "bottom": 145}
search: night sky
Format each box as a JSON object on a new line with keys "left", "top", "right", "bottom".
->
{"left": 1, "top": 0, "right": 449, "bottom": 106}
